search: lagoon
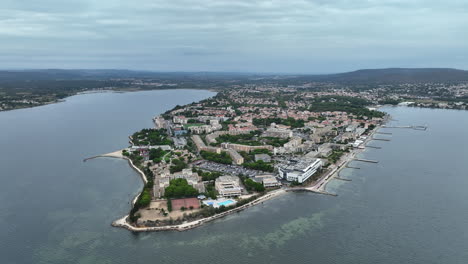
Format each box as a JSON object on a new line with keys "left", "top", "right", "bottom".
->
{"left": 1, "top": 91, "right": 468, "bottom": 264}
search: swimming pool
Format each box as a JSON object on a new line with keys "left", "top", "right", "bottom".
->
{"left": 217, "top": 200, "right": 235, "bottom": 206}
{"left": 203, "top": 199, "right": 237, "bottom": 208}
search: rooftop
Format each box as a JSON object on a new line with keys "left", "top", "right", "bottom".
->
{"left": 280, "top": 158, "right": 321, "bottom": 172}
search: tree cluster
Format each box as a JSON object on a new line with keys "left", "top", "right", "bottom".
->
{"left": 169, "top": 158, "right": 188, "bottom": 173}
{"left": 200, "top": 150, "right": 232, "bottom": 164}
{"left": 165, "top": 178, "right": 199, "bottom": 198}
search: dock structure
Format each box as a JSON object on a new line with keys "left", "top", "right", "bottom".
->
{"left": 382, "top": 125, "right": 411, "bottom": 128}
{"left": 365, "top": 145, "right": 382, "bottom": 149}
{"left": 335, "top": 177, "right": 352, "bottom": 182}
{"left": 382, "top": 125, "right": 428, "bottom": 130}
{"left": 345, "top": 165, "right": 361, "bottom": 169}
{"left": 413, "top": 125, "right": 428, "bottom": 131}
{"left": 353, "top": 158, "right": 379, "bottom": 163}
{"left": 285, "top": 187, "right": 338, "bottom": 197}
{"left": 375, "top": 132, "right": 392, "bottom": 135}
{"left": 371, "top": 137, "right": 391, "bottom": 141}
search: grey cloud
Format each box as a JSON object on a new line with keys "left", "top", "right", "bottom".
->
{"left": 0, "top": 0, "right": 466, "bottom": 72}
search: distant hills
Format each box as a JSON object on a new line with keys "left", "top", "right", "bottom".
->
{"left": 0, "top": 69, "right": 258, "bottom": 82}
{"left": 1, "top": 68, "right": 468, "bottom": 83}
{"left": 309, "top": 68, "right": 468, "bottom": 83}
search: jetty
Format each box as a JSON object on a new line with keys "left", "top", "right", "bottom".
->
{"left": 83, "top": 156, "right": 99, "bottom": 162}
{"left": 335, "top": 177, "right": 352, "bottom": 182}
{"left": 286, "top": 188, "right": 338, "bottom": 196}
{"left": 353, "top": 158, "right": 379, "bottom": 163}
{"left": 375, "top": 131, "right": 392, "bottom": 135}
{"left": 382, "top": 125, "right": 428, "bottom": 130}
{"left": 365, "top": 145, "right": 382, "bottom": 149}
{"left": 345, "top": 165, "right": 361, "bottom": 169}
{"left": 371, "top": 137, "right": 391, "bottom": 141}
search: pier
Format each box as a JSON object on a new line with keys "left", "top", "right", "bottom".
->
{"left": 286, "top": 188, "right": 338, "bottom": 197}
{"left": 382, "top": 125, "right": 412, "bottom": 128}
{"left": 371, "top": 138, "right": 391, "bottom": 141}
{"left": 353, "top": 158, "right": 379, "bottom": 163}
{"left": 366, "top": 145, "right": 382, "bottom": 149}
{"left": 335, "top": 177, "right": 352, "bottom": 182}
{"left": 382, "top": 125, "right": 428, "bottom": 130}
{"left": 345, "top": 165, "right": 361, "bottom": 169}
{"left": 375, "top": 132, "right": 392, "bottom": 135}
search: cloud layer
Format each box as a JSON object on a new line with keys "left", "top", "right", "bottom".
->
{"left": 1, "top": 0, "right": 467, "bottom": 72}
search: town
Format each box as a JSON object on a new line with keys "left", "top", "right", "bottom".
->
{"left": 118, "top": 86, "right": 386, "bottom": 228}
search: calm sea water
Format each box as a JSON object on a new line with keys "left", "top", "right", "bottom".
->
{"left": 1, "top": 92, "right": 468, "bottom": 264}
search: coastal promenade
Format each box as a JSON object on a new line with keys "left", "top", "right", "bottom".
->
{"left": 287, "top": 124, "right": 384, "bottom": 195}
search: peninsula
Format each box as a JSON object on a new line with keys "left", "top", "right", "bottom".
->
{"left": 95, "top": 86, "right": 395, "bottom": 232}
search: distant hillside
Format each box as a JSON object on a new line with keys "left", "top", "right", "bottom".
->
{"left": 0, "top": 69, "right": 160, "bottom": 82}
{"left": 304, "top": 68, "right": 468, "bottom": 83}
{"left": 1, "top": 68, "right": 468, "bottom": 83}
{"left": 0, "top": 69, "right": 259, "bottom": 82}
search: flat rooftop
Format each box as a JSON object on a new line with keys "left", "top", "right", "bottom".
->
{"left": 280, "top": 158, "right": 321, "bottom": 172}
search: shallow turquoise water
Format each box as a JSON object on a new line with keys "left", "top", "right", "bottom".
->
{"left": 217, "top": 200, "right": 236, "bottom": 206}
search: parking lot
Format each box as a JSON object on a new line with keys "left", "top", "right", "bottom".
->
{"left": 195, "top": 161, "right": 260, "bottom": 177}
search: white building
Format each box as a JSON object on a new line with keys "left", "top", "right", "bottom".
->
{"left": 173, "top": 116, "right": 188, "bottom": 124}
{"left": 278, "top": 158, "right": 323, "bottom": 183}
{"left": 215, "top": 175, "right": 243, "bottom": 197}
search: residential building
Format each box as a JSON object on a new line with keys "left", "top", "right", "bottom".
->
{"left": 227, "top": 149, "right": 244, "bottom": 165}
{"left": 173, "top": 116, "right": 188, "bottom": 124}
{"left": 221, "top": 142, "right": 273, "bottom": 153}
{"left": 262, "top": 123, "right": 293, "bottom": 138}
{"left": 192, "top": 135, "right": 221, "bottom": 153}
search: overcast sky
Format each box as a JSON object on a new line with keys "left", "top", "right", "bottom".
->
{"left": 1, "top": 0, "right": 467, "bottom": 73}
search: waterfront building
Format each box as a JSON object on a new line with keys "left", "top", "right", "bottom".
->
{"left": 215, "top": 175, "right": 243, "bottom": 197}
{"left": 278, "top": 158, "right": 323, "bottom": 183}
